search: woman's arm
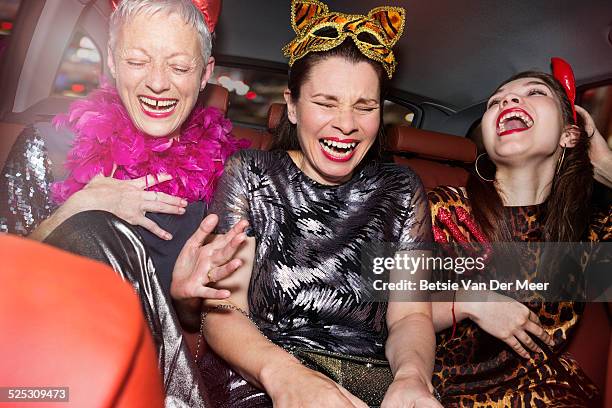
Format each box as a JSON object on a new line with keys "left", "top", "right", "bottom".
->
{"left": 30, "top": 174, "right": 187, "bottom": 241}
{"left": 382, "top": 250, "right": 442, "bottom": 408}
{"left": 203, "top": 236, "right": 366, "bottom": 408}
{"left": 431, "top": 290, "right": 469, "bottom": 332}
{"left": 431, "top": 290, "right": 554, "bottom": 358}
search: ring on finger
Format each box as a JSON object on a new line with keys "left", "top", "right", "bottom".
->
{"left": 207, "top": 268, "right": 216, "bottom": 284}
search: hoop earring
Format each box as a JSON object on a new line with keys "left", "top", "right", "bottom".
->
{"left": 474, "top": 153, "right": 494, "bottom": 182}
{"left": 555, "top": 145, "right": 567, "bottom": 175}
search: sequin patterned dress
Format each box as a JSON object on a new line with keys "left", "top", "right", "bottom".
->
{"left": 200, "top": 149, "right": 433, "bottom": 407}
{"left": 0, "top": 126, "right": 56, "bottom": 235}
{"left": 428, "top": 185, "right": 611, "bottom": 408}
{"left": 0, "top": 126, "right": 212, "bottom": 407}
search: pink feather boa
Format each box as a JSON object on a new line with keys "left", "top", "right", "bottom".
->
{"left": 51, "top": 83, "right": 249, "bottom": 203}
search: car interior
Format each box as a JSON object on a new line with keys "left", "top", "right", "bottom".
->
{"left": 0, "top": 0, "right": 610, "bottom": 405}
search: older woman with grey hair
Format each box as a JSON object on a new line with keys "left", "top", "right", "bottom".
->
{"left": 0, "top": 0, "right": 247, "bottom": 406}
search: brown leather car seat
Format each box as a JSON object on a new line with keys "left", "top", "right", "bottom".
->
{"left": 198, "top": 83, "right": 230, "bottom": 115}
{"left": 0, "top": 234, "right": 164, "bottom": 407}
{"left": 231, "top": 103, "right": 279, "bottom": 150}
{"left": 386, "top": 125, "right": 477, "bottom": 190}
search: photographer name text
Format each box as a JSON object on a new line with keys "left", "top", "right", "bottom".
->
{"left": 373, "top": 279, "right": 550, "bottom": 291}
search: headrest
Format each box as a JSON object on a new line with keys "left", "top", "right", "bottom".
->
{"left": 198, "top": 83, "right": 229, "bottom": 115}
{"left": 232, "top": 126, "right": 273, "bottom": 150}
{"left": 387, "top": 125, "right": 476, "bottom": 163}
{"left": 0, "top": 235, "right": 164, "bottom": 406}
{"left": 267, "top": 103, "right": 285, "bottom": 132}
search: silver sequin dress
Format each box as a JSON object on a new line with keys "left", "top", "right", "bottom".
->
{"left": 201, "top": 149, "right": 432, "bottom": 407}
{"left": 0, "top": 126, "right": 56, "bottom": 235}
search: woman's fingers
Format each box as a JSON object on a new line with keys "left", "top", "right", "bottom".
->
{"left": 506, "top": 336, "right": 531, "bottom": 359}
{"left": 524, "top": 319, "right": 554, "bottom": 347}
{"left": 210, "top": 219, "right": 250, "bottom": 250}
{"left": 526, "top": 311, "right": 554, "bottom": 346}
{"left": 132, "top": 173, "right": 173, "bottom": 189}
{"left": 141, "top": 200, "right": 187, "bottom": 215}
{"left": 206, "top": 259, "right": 243, "bottom": 284}
{"left": 192, "top": 286, "right": 231, "bottom": 300}
{"left": 110, "top": 163, "right": 118, "bottom": 178}
{"left": 514, "top": 330, "right": 543, "bottom": 354}
{"left": 141, "top": 190, "right": 187, "bottom": 207}
{"left": 212, "top": 232, "right": 247, "bottom": 266}
{"left": 138, "top": 216, "right": 172, "bottom": 240}
{"left": 575, "top": 105, "right": 594, "bottom": 128}
{"left": 186, "top": 215, "right": 219, "bottom": 247}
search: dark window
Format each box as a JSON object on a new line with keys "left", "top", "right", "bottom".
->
{"left": 383, "top": 100, "right": 415, "bottom": 127}
{"left": 211, "top": 65, "right": 287, "bottom": 126}
{"left": 0, "top": 0, "right": 22, "bottom": 60}
{"left": 52, "top": 31, "right": 102, "bottom": 97}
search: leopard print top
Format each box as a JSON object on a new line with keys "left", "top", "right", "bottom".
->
{"left": 428, "top": 186, "right": 611, "bottom": 408}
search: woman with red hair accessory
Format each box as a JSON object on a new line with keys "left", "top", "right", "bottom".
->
{"left": 428, "top": 60, "right": 611, "bottom": 407}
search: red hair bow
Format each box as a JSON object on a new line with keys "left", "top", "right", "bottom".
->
{"left": 551, "top": 57, "right": 577, "bottom": 123}
{"left": 110, "top": 0, "right": 222, "bottom": 33}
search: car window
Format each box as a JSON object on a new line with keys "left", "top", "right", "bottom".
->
{"left": 580, "top": 84, "right": 612, "bottom": 149}
{"left": 52, "top": 30, "right": 102, "bottom": 97}
{"left": 0, "top": 0, "right": 22, "bottom": 60}
{"left": 384, "top": 100, "right": 415, "bottom": 127}
{"left": 211, "top": 65, "right": 287, "bottom": 126}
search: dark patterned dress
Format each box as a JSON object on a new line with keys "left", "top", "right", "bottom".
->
{"left": 201, "top": 149, "right": 432, "bottom": 407}
{"left": 428, "top": 185, "right": 611, "bottom": 408}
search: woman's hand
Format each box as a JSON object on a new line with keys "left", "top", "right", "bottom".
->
{"left": 71, "top": 173, "right": 187, "bottom": 239}
{"left": 171, "top": 214, "right": 248, "bottom": 301}
{"left": 170, "top": 214, "right": 249, "bottom": 329}
{"left": 30, "top": 172, "right": 187, "bottom": 242}
{"left": 464, "top": 292, "right": 554, "bottom": 358}
{"left": 381, "top": 375, "right": 442, "bottom": 408}
{"left": 575, "top": 105, "right": 612, "bottom": 188}
{"left": 264, "top": 362, "right": 367, "bottom": 408}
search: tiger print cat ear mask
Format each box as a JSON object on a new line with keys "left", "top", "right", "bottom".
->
{"left": 282, "top": 0, "right": 406, "bottom": 78}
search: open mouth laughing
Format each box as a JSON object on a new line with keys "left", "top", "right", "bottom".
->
{"left": 319, "top": 137, "right": 359, "bottom": 162}
{"left": 496, "top": 108, "right": 534, "bottom": 136}
{"left": 138, "top": 95, "right": 178, "bottom": 118}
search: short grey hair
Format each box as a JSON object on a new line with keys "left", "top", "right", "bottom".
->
{"left": 109, "top": 0, "right": 212, "bottom": 64}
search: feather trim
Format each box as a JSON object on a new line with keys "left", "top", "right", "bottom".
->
{"left": 52, "top": 83, "right": 249, "bottom": 203}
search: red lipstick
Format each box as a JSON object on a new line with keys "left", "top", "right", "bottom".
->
{"left": 138, "top": 95, "right": 178, "bottom": 119}
{"left": 320, "top": 146, "right": 357, "bottom": 162}
{"left": 496, "top": 107, "right": 534, "bottom": 137}
{"left": 319, "top": 137, "right": 359, "bottom": 162}
{"left": 321, "top": 137, "right": 359, "bottom": 143}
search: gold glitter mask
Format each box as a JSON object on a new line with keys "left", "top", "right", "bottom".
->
{"left": 282, "top": 0, "right": 406, "bottom": 78}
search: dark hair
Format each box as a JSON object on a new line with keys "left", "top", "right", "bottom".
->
{"left": 467, "top": 71, "right": 593, "bottom": 242}
{"left": 271, "top": 40, "right": 388, "bottom": 162}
